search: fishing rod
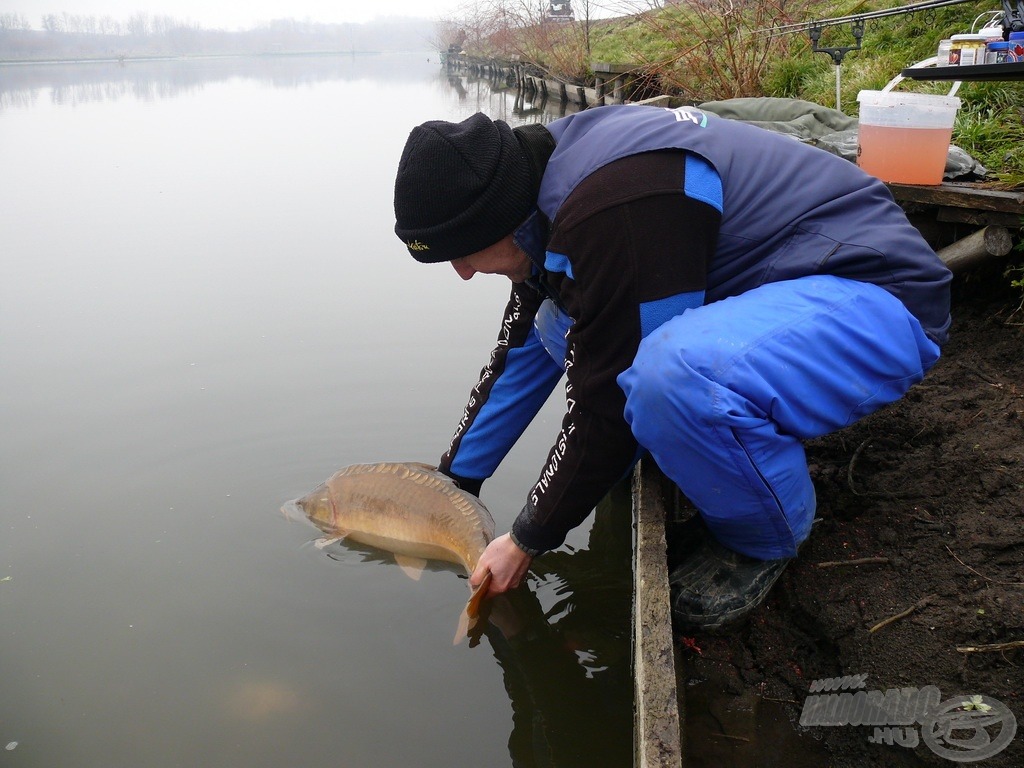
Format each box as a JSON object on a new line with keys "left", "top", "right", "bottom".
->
{"left": 763, "top": 0, "right": 990, "bottom": 38}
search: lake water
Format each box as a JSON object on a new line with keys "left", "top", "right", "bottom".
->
{"left": 0, "top": 54, "right": 632, "bottom": 767}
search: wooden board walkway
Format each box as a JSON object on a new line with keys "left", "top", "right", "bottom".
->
{"left": 633, "top": 459, "right": 684, "bottom": 768}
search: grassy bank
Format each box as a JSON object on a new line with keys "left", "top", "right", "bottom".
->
{"left": 460, "top": 1, "right": 1024, "bottom": 186}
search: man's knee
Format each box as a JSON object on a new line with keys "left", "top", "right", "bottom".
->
{"left": 620, "top": 330, "right": 717, "bottom": 439}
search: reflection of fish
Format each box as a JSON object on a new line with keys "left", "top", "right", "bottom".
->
{"left": 223, "top": 678, "right": 303, "bottom": 723}
{"left": 286, "top": 462, "right": 494, "bottom": 642}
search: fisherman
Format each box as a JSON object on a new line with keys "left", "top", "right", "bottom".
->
{"left": 392, "top": 105, "right": 951, "bottom": 631}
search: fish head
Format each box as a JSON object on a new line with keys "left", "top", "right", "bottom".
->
{"left": 289, "top": 483, "right": 337, "bottom": 533}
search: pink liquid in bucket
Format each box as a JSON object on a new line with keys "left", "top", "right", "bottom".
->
{"left": 857, "top": 90, "right": 960, "bottom": 185}
{"left": 857, "top": 124, "right": 956, "bottom": 185}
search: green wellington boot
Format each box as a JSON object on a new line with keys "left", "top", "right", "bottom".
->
{"left": 667, "top": 515, "right": 794, "bottom": 632}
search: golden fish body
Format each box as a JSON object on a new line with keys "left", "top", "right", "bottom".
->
{"left": 293, "top": 461, "right": 494, "bottom": 576}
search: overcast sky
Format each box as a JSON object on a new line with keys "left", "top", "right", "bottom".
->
{"left": 3, "top": 1, "right": 465, "bottom": 29}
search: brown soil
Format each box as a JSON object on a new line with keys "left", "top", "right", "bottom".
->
{"left": 678, "top": 261, "right": 1024, "bottom": 767}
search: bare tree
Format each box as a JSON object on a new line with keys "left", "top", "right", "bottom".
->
{"left": 126, "top": 12, "right": 150, "bottom": 38}
{"left": 451, "top": 0, "right": 599, "bottom": 82}
{"left": 0, "top": 13, "right": 32, "bottom": 31}
{"left": 98, "top": 15, "right": 121, "bottom": 36}
{"left": 617, "top": 0, "right": 812, "bottom": 100}
{"left": 41, "top": 14, "right": 65, "bottom": 33}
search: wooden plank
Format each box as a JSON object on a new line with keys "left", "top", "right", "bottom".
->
{"left": 633, "top": 460, "right": 684, "bottom": 768}
{"left": 592, "top": 61, "right": 637, "bottom": 74}
{"left": 886, "top": 182, "right": 1024, "bottom": 215}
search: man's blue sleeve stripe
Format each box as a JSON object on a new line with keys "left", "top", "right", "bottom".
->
{"left": 684, "top": 154, "right": 723, "bottom": 214}
{"left": 449, "top": 330, "right": 564, "bottom": 479}
{"left": 544, "top": 250, "right": 574, "bottom": 279}
{"left": 639, "top": 292, "right": 705, "bottom": 339}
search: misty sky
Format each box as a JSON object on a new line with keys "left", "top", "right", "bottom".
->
{"left": 3, "top": 0, "right": 463, "bottom": 29}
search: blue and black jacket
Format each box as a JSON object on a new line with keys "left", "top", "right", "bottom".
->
{"left": 439, "top": 104, "right": 952, "bottom": 555}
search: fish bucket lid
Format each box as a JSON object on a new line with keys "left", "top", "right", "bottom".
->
{"left": 857, "top": 90, "right": 961, "bottom": 111}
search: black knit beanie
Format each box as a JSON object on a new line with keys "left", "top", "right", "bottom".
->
{"left": 393, "top": 113, "right": 535, "bottom": 263}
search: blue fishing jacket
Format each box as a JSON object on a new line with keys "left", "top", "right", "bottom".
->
{"left": 439, "top": 105, "right": 952, "bottom": 554}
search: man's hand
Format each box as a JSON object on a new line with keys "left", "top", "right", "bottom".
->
{"left": 470, "top": 533, "right": 533, "bottom": 596}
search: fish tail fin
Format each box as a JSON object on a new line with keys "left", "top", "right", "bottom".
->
{"left": 453, "top": 571, "right": 492, "bottom": 646}
{"left": 453, "top": 608, "right": 472, "bottom": 645}
{"left": 466, "top": 571, "right": 491, "bottom": 618}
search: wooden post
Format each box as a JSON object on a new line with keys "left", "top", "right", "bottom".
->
{"left": 613, "top": 74, "right": 627, "bottom": 103}
{"left": 937, "top": 226, "right": 1014, "bottom": 274}
{"left": 592, "top": 62, "right": 637, "bottom": 104}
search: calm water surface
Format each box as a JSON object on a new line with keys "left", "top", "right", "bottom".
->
{"left": 0, "top": 55, "right": 632, "bottom": 767}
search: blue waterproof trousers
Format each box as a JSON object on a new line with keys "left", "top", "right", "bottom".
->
{"left": 616, "top": 276, "right": 941, "bottom": 561}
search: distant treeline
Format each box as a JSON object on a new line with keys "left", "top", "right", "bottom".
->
{"left": 0, "top": 14, "right": 436, "bottom": 60}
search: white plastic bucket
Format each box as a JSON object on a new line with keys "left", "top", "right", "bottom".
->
{"left": 856, "top": 89, "right": 961, "bottom": 185}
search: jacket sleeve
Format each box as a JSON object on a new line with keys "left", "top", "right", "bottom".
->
{"left": 512, "top": 151, "right": 721, "bottom": 554}
{"left": 439, "top": 281, "right": 565, "bottom": 490}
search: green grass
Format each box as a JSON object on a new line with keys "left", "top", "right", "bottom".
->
{"left": 463, "top": 1, "right": 1024, "bottom": 185}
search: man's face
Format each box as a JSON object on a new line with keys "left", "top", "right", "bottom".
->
{"left": 450, "top": 235, "right": 532, "bottom": 283}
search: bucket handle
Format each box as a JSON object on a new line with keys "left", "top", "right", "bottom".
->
{"left": 883, "top": 56, "right": 961, "bottom": 97}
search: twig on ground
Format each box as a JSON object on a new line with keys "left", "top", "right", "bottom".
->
{"left": 868, "top": 595, "right": 935, "bottom": 634}
{"left": 957, "top": 360, "right": 1003, "bottom": 387}
{"left": 847, "top": 439, "right": 875, "bottom": 496}
{"left": 762, "top": 696, "right": 801, "bottom": 705}
{"left": 816, "top": 556, "right": 890, "bottom": 569}
{"left": 945, "top": 545, "right": 1024, "bottom": 587}
{"left": 846, "top": 439, "right": 935, "bottom": 499}
{"left": 956, "top": 640, "right": 1024, "bottom": 654}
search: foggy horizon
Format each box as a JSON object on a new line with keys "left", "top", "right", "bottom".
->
{"left": 0, "top": 11, "right": 439, "bottom": 34}
{"left": 0, "top": 0, "right": 462, "bottom": 32}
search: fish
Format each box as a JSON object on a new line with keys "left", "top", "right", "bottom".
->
{"left": 286, "top": 462, "right": 495, "bottom": 643}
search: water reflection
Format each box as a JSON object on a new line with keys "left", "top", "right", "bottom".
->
{"left": 443, "top": 67, "right": 582, "bottom": 125}
{"left": 0, "top": 52, "right": 440, "bottom": 109}
{"left": 482, "top": 482, "right": 634, "bottom": 767}
{"left": 313, "top": 480, "right": 635, "bottom": 767}
{"left": 0, "top": 52, "right": 584, "bottom": 128}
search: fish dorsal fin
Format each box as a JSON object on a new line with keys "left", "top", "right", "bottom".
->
{"left": 394, "top": 554, "right": 427, "bottom": 580}
{"left": 404, "top": 462, "right": 439, "bottom": 473}
{"left": 401, "top": 464, "right": 496, "bottom": 541}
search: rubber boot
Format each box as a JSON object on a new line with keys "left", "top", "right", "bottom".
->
{"left": 668, "top": 514, "right": 793, "bottom": 632}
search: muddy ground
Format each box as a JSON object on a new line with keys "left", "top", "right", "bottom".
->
{"left": 676, "top": 260, "right": 1024, "bottom": 767}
